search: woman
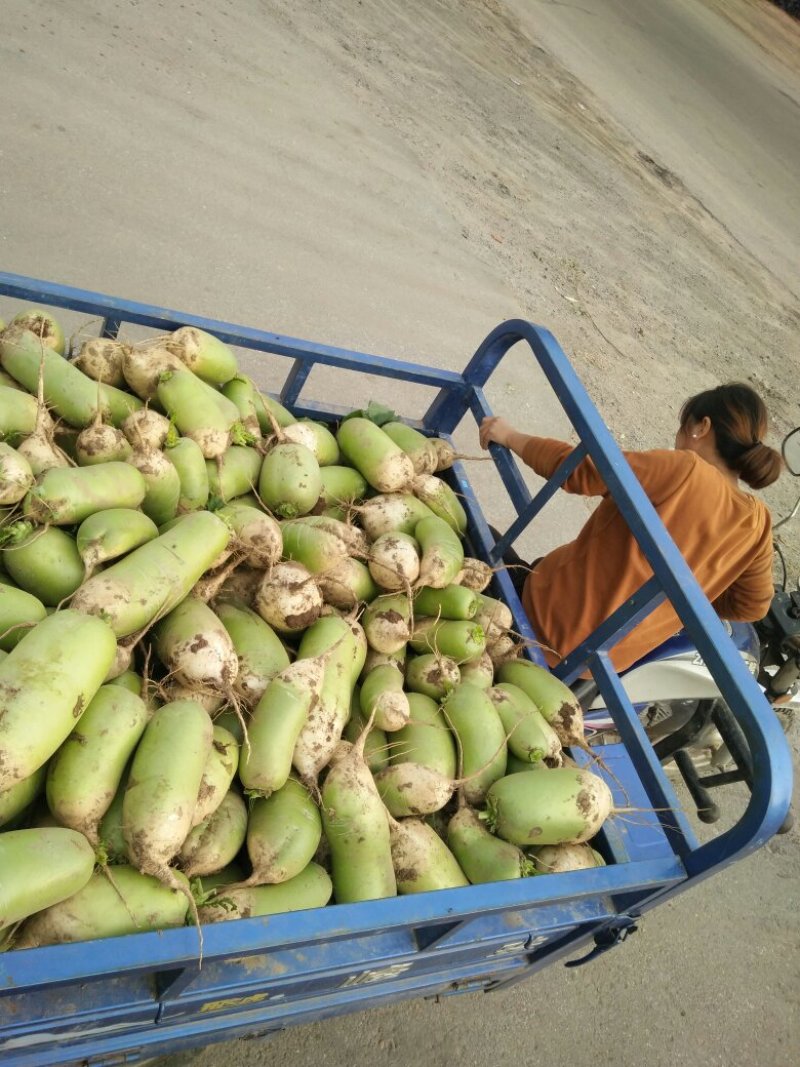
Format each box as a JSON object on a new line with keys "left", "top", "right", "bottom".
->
{"left": 479, "top": 382, "right": 782, "bottom": 673}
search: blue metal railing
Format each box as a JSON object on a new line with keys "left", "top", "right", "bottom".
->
{"left": 0, "top": 273, "right": 792, "bottom": 1050}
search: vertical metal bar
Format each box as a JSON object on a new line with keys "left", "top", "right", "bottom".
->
{"left": 553, "top": 576, "right": 666, "bottom": 686}
{"left": 100, "top": 317, "right": 122, "bottom": 339}
{"left": 489, "top": 444, "right": 588, "bottom": 562}
{"left": 280, "top": 359, "right": 313, "bottom": 407}
{"left": 588, "top": 650, "right": 696, "bottom": 856}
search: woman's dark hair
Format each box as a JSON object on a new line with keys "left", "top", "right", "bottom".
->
{"left": 679, "top": 382, "right": 782, "bottom": 489}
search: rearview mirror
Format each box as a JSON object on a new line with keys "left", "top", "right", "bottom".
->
{"left": 782, "top": 428, "right": 800, "bottom": 477}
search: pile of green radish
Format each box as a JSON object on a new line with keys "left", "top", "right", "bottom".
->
{"left": 0, "top": 307, "right": 610, "bottom": 953}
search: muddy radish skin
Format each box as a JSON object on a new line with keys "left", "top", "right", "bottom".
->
{"left": 14, "top": 866, "right": 191, "bottom": 948}
{"left": 0, "top": 827, "right": 96, "bottom": 931}
{"left": 447, "top": 805, "right": 532, "bottom": 884}
{"left": 485, "top": 768, "right": 614, "bottom": 846}
{"left": 0, "top": 610, "right": 117, "bottom": 792}
{"left": 238, "top": 777, "right": 322, "bottom": 886}
{"left": 336, "top": 418, "right": 415, "bottom": 493}
{"left": 179, "top": 789, "right": 249, "bottom": 878}
{"left": 199, "top": 862, "right": 333, "bottom": 922}
{"left": 123, "top": 700, "right": 214, "bottom": 881}
{"left": 321, "top": 740, "right": 397, "bottom": 903}
{"left": 496, "top": 659, "right": 585, "bottom": 748}
{"left": 389, "top": 817, "right": 469, "bottom": 894}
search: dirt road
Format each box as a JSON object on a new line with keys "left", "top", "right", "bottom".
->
{"left": 1, "top": 1, "right": 798, "bottom": 1064}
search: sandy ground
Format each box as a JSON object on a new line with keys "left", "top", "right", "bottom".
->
{"left": 1, "top": 0, "right": 799, "bottom": 1064}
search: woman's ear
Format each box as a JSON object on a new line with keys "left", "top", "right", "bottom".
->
{"left": 693, "top": 416, "right": 713, "bottom": 440}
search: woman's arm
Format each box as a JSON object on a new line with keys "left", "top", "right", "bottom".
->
{"left": 479, "top": 417, "right": 608, "bottom": 495}
{"left": 712, "top": 526, "right": 774, "bottom": 622}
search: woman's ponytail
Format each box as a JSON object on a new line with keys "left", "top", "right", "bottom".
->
{"left": 679, "top": 382, "right": 782, "bottom": 489}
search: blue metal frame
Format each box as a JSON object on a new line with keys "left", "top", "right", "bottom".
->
{"left": 0, "top": 273, "right": 792, "bottom": 1065}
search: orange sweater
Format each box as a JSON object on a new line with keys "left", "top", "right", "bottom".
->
{"left": 519, "top": 438, "right": 774, "bottom": 673}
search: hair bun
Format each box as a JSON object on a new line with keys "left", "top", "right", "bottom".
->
{"left": 737, "top": 441, "right": 782, "bottom": 489}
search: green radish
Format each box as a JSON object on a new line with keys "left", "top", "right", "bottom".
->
{"left": 404, "top": 652, "right": 461, "bottom": 701}
{"left": 284, "top": 514, "right": 368, "bottom": 556}
{"left": 215, "top": 502, "right": 282, "bottom": 568}
{"left": 389, "top": 817, "right": 469, "bottom": 894}
{"left": 75, "top": 419, "right": 134, "bottom": 466}
{"left": 411, "top": 473, "right": 468, "bottom": 536}
{"left": 430, "top": 436, "right": 457, "bottom": 471}
{"left": 283, "top": 420, "right": 340, "bottom": 466}
{"left": 389, "top": 693, "right": 457, "bottom": 778}
{"left": 0, "top": 765, "right": 46, "bottom": 829}
{"left": 97, "top": 767, "right": 131, "bottom": 863}
{"left": 215, "top": 599, "right": 290, "bottom": 706}
{"left": 318, "top": 557, "right": 378, "bottom": 610}
{"left": 293, "top": 616, "right": 367, "bottom": 781}
{"left": 410, "top": 618, "right": 486, "bottom": 664}
{"left": 73, "top": 337, "right": 130, "bottom": 389}
{"left": 157, "top": 368, "right": 244, "bottom": 458}
{"left": 15, "top": 865, "right": 191, "bottom": 948}
{"left": 321, "top": 735, "right": 396, "bottom": 903}
{"left": 359, "top": 662, "right": 410, "bottom": 731}
{"left": 254, "top": 560, "right": 323, "bottom": 634}
{"left": 23, "top": 461, "right": 146, "bottom": 525}
{"left": 237, "top": 778, "right": 322, "bottom": 885}
{"left": 221, "top": 375, "right": 263, "bottom": 439}
{"left": 357, "top": 493, "right": 436, "bottom": 539}
{"left": 153, "top": 597, "right": 239, "bottom": 691}
{"left": 362, "top": 644, "right": 407, "bottom": 676}
{"left": 71, "top": 510, "right": 230, "bottom": 637}
{"left": 206, "top": 446, "right": 262, "bottom": 505}
{"left": 496, "top": 659, "right": 586, "bottom": 748}
{"left": 121, "top": 408, "right": 174, "bottom": 452}
{"left": 319, "top": 465, "right": 368, "bottom": 509}
{"left": 485, "top": 767, "right": 614, "bottom": 845}
{"left": 259, "top": 441, "right": 322, "bottom": 518}
{"left": 191, "top": 725, "right": 239, "bottom": 827}
{"left": 123, "top": 700, "right": 213, "bottom": 885}
{"left": 45, "top": 685, "right": 150, "bottom": 844}
{"left": 381, "top": 421, "right": 438, "bottom": 475}
{"left": 413, "top": 584, "right": 479, "bottom": 620}
{"left": 191, "top": 862, "right": 246, "bottom": 897}
{"left": 15, "top": 368, "right": 69, "bottom": 476}
{"left": 179, "top": 789, "right": 249, "bottom": 878}
{"left": 253, "top": 389, "right": 296, "bottom": 432}
{"left": 107, "top": 668, "right": 147, "bottom": 697}
{"left": 474, "top": 593, "right": 514, "bottom": 638}
{"left": 488, "top": 633, "right": 521, "bottom": 671}
{"left": 10, "top": 308, "right": 66, "bottom": 354}
{"left": 441, "top": 682, "right": 507, "bottom": 805}
{"left": 343, "top": 704, "right": 390, "bottom": 774}
{"left": 0, "top": 827, "right": 96, "bottom": 930}
{"left": 447, "top": 805, "right": 532, "bottom": 883}
{"left": 239, "top": 658, "right": 325, "bottom": 796}
{"left": 368, "top": 531, "right": 420, "bottom": 591}
{"left": 0, "top": 583, "right": 47, "bottom": 650}
{"left": 2, "top": 524, "right": 85, "bottom": 605}
{"left": 128, "top": 449, "right": 181, "bottom": 525}
{"left": 165, "top": 436, "right": 210, "bottom": 511}
{"left": 362, "top": 592, "right": 413, "bottom": 654}
{"left": 165, "top": 326, "right": 239, "bottom": 386}
{"left": 0, "top": 610, "right": 117, "bottom": 792}
{"left": 375, "top": 763, "right": 456, "bottom": 817}
{"left": 506, "top": 752, "right": 546, "bottom": 774}
{"left": 122, "top": 342, "right": 188, "bottom": 401}
{"left": 531, "top": 842, "right": 606, "bottom": 874}
{"left": 337, "top": 417, "right": 415, "bottom": 492}
{"left": 0, "top": 383, "right": 39, "bottom": 443}
{"left": 281, "top": 518, "right": 351, "bottom": 574}
{"left": 0, "top": 326, "right": 142, "bottom": 426}
{"left": 76, "top": 508, "right": 159, "bottom": 575}
{"left": 199, "top": 862, "right": 332, "bottom": 922}
{"left": 0, "top": 442, "right": 33, "bottom": 504}
{"left": 414, "top": 514, "right": 464, "bottom": 589}
{"left": 489, "top": 683, "right": 562, "bottom": 764}
{"left": 455, "top": 557, "right": 493, "bottom": 592}
{"left": 459, "top": 651, "right": 495, "bottom": 689}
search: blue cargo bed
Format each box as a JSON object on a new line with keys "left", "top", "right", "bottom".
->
{"left": 0, "top": 273, "right": 792, "bottom": 1067}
